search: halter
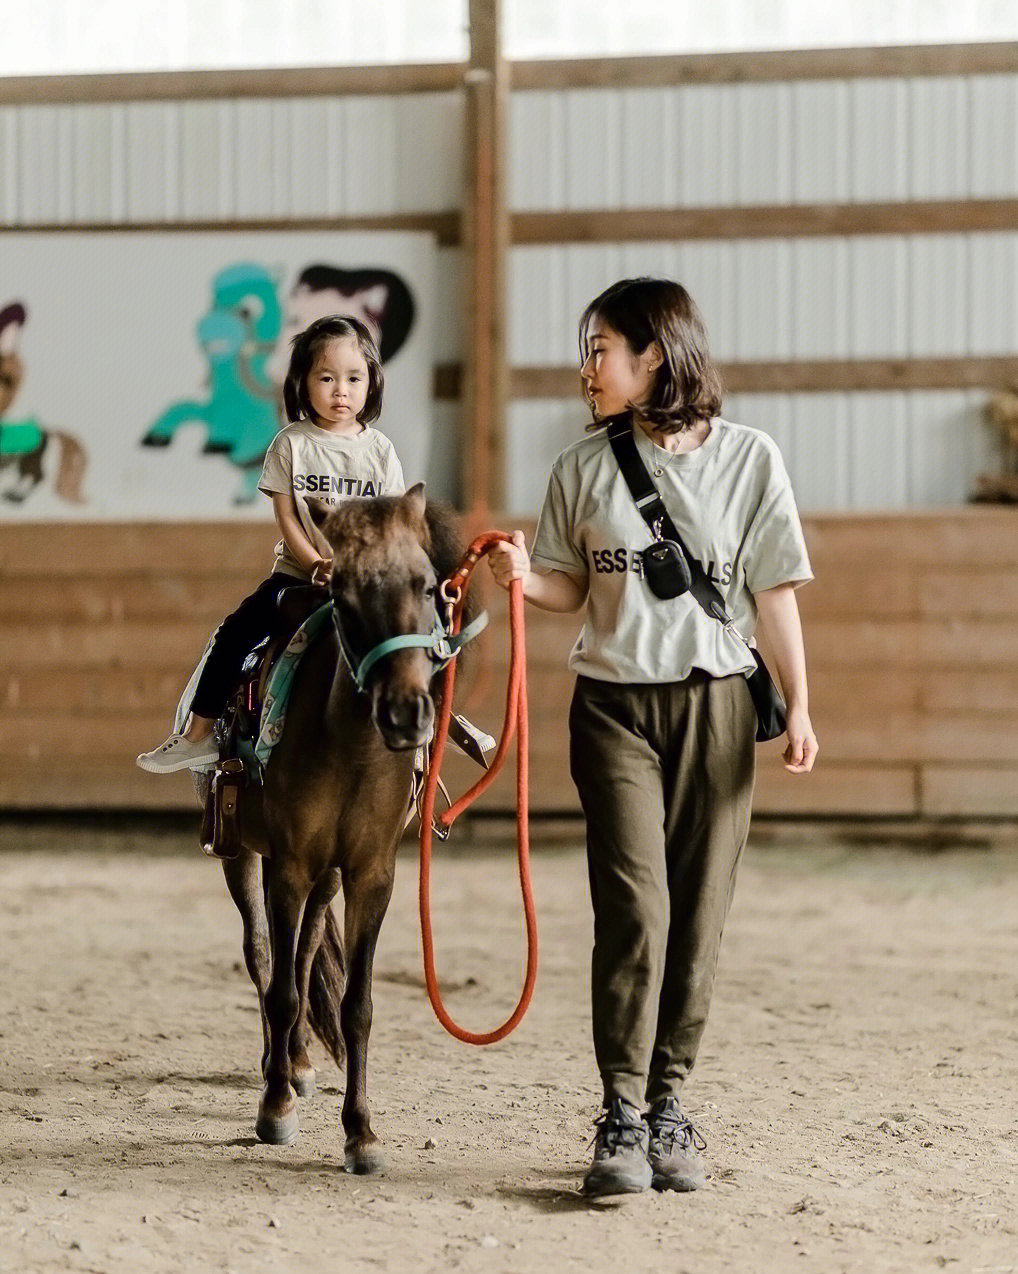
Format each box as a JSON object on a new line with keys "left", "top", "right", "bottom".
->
{"left": 331, "top": 596, "right": 489, "bottom": 694}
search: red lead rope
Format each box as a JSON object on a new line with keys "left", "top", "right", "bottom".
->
{"left": 418, "top": 531, "right": 538, "bottom": 1045}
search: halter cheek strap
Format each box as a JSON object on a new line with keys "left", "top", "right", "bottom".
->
{"left": 335, "top": 606, "right": 489, "bottom": 694}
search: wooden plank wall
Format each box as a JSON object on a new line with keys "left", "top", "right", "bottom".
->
{"left": 1, "top": 510, "right": 1016, "bottom": 816}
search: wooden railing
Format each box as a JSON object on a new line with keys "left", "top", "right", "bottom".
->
{"left": 2, "top": 508, "right": 1016, "bottom": 816}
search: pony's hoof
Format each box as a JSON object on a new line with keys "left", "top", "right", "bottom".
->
{"left": 256, "top": 1089, "right": 300, "bottom": 1146}
{"left": 345, "top": 1141, "right": 386, "bottom": 1174}
{"left": 291, "top": 1065, "right": 316, "bottom": 1099}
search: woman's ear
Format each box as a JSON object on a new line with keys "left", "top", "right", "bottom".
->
{"left": 303, "top": 496, "right": 330, "bottom": 528}
{"left": 645, "top": 341, "right": 665, "bottom": 374}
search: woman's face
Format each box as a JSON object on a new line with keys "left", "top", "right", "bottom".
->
{"left": 306, "top": 336, "right": 370, "bottom": 427}
{"left": 579, "top": 317, "right": 661, "bottom": 419}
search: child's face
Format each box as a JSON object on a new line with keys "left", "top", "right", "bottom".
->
{"left": 306, "top": 336, "right": 370, "bottom": 427}
{"left": 579, "top": 317, "right": 660, "bottom": 419}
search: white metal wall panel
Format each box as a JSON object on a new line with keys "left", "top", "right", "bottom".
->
{"left": 509, "top": 234, "right": 1018, "bottom": 366}
{"left": 123, "top": 102, "right": 182, "bottom": 220}
{"left": 916, "top": 77, "right": 977, "bottom": 201}
{"left": 510, "top": 75, "right": 1018, "bottom": 209}
{"left": 0, "top": 94, "right": 463, "bottom": 223}
{"left": 850, "top": 78, "right": 911, "bottom": 202}
{"left": 506, "top": 391, "right": 995, "bottom": 516}
{"left": 969, "top": 74, "right": 1018, "bottom": 198}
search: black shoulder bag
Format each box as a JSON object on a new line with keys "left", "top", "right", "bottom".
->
{"left": 606, "top": 416, "right": 786, "bottom": 743}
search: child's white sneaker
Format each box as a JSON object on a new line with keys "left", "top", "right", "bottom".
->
{"left": 136, "top": 732, "right": 219, "bottom": 774}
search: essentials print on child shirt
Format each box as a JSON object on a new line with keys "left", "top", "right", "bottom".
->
{"left": 291, "top": 473, "right": 385, "bottom": 498}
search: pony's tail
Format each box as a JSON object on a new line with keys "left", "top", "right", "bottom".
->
{"left": 50, "top": 430, "right": 87, "bottom": 503}
{"left": 308, "top": 902, "right": 346, "bottom": 1068}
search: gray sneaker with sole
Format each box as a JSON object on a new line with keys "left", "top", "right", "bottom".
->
{"left": 582, "top": 1097, "right": 652, "bottom": 1196}
{"left": 646, "top": 1096, "right": 707, "bottom": 1191}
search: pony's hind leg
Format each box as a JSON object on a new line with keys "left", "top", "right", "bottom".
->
{"left": 221, "top": 848, "right": 270, "bottom": 1075}
{"left": 256, "top": 858, "right": 311, "bottom": 1146}
{"left": 340, "top": 859, "right": 396, "bottom": 1174}
{"left": 289, "top": 867, "right": 342, "bottom": 1099}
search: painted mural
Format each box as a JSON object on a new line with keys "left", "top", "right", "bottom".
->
{"left": 0, "top": 230, "right": 434, "bottom": 519}
{"left": 0, "top": 302, "right": 87, "bottom": 505}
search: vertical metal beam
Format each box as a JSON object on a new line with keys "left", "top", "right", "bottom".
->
{"left": 461, "top": 0, "right": 508, "bottom": 514}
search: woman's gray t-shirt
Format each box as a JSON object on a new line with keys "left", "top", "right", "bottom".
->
{"left": 530, "top": 417, "right": 813, "bottom": 684}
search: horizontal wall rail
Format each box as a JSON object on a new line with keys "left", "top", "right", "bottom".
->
{"left": 4, "top": 43, "right": 1017, "bottom": 105}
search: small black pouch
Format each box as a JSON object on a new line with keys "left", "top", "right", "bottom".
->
{"left": 640, "top": 540, "right": 693, "bottom": 600}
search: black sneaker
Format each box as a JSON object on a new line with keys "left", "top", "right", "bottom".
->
{"left": 646, "top": 1096, "right": 707, "bottom": 1191}
{"left": 582, "top": 1097, "right": 652, "bottom": 1196}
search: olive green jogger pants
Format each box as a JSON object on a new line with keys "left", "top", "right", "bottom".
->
{"left": 568, "top": 669, "right": 757, "bottom": 1109}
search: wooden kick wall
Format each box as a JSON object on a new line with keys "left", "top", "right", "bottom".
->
{"left": 2, "top": 509, "right": 1016, "bottom": 817}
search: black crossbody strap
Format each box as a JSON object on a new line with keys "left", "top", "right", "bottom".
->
{"left": 605, "top": 416, "right": 731, "bottom": 626}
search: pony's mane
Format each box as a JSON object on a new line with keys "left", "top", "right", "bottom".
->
{"left": 422, "top": 499, "right": 466, "bottom": 581}
{"left": 319, "top": 493, "right": 466, "bottom": 582}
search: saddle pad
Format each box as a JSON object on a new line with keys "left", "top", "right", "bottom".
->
{"left": 252, "top": 603, "right": 333, "bottom": 771}
{"left": 172, "top": 603, "right": 333, "bottom": 778}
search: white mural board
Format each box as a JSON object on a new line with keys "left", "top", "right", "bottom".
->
{"left": 0, "top": 230, "right": 435, "bottom": 519}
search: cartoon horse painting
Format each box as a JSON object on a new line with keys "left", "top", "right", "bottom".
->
{"left": 141, "top": 263, "right": 285, "bottom": 503}
{"left": 0, "top": 302, "right": 87, "bottom": 505}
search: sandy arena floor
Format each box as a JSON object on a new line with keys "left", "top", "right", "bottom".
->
{"left": 1, "top": 824, "right": 1016, "bottom": 1274}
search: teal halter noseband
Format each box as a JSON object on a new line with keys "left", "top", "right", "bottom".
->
{"left": 333, "top": 602, "right": 489, "bottom": 694}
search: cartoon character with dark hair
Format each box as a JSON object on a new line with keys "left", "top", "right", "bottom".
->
{"left": 0, "top": 302, "right": 87, "bottom": 505}
{"left": 267, "top": 264, "right": 416, "bottom": 384}
{"left": 141, "top": 262, "right": 285, "bottom": 503}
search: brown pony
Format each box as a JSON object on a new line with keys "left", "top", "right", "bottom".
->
{"left": 212, "top": 483, "right": 467, "bottom": 1170}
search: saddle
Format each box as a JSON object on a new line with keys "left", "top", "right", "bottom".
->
{"left": 201, "top": 585, "right": 328, "bottom": 860}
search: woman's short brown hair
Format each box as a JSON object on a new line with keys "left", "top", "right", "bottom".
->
{"left": 283, "top": 314, "right": 384, "bottom": 425}
{"left": 579, "top": 277, "right": 723, "bottom": 434}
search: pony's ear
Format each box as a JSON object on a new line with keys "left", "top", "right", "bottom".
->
{"left": 402, "top": 482, "right": 426, "bottom": 525}
{"left": 303, "top": 496, "right": 330, "bottom": 528}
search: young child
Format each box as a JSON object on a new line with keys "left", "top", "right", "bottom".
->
{"left": 137, "top": 315, "right": 405, "bottom": 774}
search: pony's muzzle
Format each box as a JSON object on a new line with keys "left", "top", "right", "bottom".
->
{"left": 374, "top": 690, "right": 434, "bottom": 751}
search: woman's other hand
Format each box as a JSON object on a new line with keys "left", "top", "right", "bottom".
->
{"left": 310, "top": 556, "right": 333, "bottom": 587}
{"left": 783, "top": 705, "right": 818, "bottom": 774}
{"left": 488, "top": 531, "right": 531, "bottom": 591}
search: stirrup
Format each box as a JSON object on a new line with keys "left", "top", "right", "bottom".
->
{"left": 405, "top": 765, "right": 453, "bottom": 840}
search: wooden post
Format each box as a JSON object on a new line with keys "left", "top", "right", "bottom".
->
{"left": 461, "top": 0, "right": 508, "bottom": 516}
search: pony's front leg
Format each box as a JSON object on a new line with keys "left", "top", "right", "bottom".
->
{"left": 289, "top": 867, "right": 342, "bottom": 1099}
{"left": 340, "top": 862, "right": 395, "bottom": 1174}
{"left": 256, "top": 858, "right": 310, "bottom": 1145}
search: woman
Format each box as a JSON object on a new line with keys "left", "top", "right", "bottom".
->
{"left": 489, "top": 277, "right": 818, "bottom": 1197}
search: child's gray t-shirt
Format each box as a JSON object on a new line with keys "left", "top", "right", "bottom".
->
{"left": 258, "top": 421, "right": 405, "bottom": 580}
{"left": 530, "top": 418, "right": 813, "bottom": 684}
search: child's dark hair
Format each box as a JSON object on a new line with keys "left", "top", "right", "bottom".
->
{"left": 283, "top": 315, "right": 384, "bottom": 425}
{"left": 579, "top": 277, "right": 723, "bottom": 434}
